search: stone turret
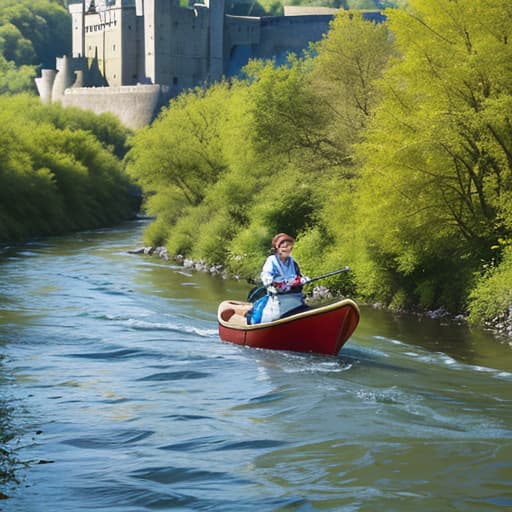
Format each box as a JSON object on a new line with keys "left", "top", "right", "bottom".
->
{"left": 35, "top": 69, "right": 57, "bottom": 103}
{"left": 51, "top": 55, "right": 75, "bottom": 101}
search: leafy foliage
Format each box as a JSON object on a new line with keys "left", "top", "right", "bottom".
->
{"left": 356, "top": 0, "right": 512, "bottom": 311}
{"left": 0, "top": 95, "right": 136, "bottom": 243}
{"left": 0, "top": 0, "right": 70, "bottom": 93}
{"left": 468, "top": 245, "right": 512, "bottom": 323}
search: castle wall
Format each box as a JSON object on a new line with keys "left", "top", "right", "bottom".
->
{"left": 257, "top": 15, "right": 333, "bottom": 60}
{"left": 224, "top": 12, "right": 384, "bottom": 75}
{"left": 52, "top": 55, "right": 75, "bottom": 101}
{"left": 35, "top": 69, "right": 57, "bottom": 103}
{"left": 224, "top": 15, "right": 260, "bottom": 47}
{"left": 223, "top": 15, "right": 332, "bottom": 76}
{"left": 62, "top": 84, "right": 167, "bottom": 129}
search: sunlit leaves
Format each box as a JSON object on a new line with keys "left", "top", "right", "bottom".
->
{"left": 125, "top": 83, "right": 230, "bottom": 206}
{"left": 354, "top": 0, "right": 512, "bottom": 310}
{"left": 0, "top": 95, "right": 134, "bottom": 242}
{"left": 312, "top": 10, "right": 391, "bottom": 131}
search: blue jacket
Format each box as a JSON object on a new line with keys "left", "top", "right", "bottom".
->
{"left": 261, "top": 255, "right": 301, "bottom": 292}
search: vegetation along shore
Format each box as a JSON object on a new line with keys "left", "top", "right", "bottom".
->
{"left": 1, "top": 0, "right": 511, "bottom": 337}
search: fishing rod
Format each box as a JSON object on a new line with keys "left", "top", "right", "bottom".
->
{"left": 247, "top": 266, "right": 351, "bottom": 302}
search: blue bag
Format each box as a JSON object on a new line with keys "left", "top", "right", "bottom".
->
{"left": 246, "top": 294, "right": 269, "bottom": 325}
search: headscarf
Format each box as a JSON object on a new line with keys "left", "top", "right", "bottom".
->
{"left": 272, "top": 233, "right": 295, "bottom": 250}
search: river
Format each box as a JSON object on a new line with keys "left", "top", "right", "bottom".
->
{"left": 1, "top": 219, "right": 511, "bottom": 511}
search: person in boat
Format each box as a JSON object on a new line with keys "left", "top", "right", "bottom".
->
{"left": 259, "top": 233, "right": 310, "bottom": 323}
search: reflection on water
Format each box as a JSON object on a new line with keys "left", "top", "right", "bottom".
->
{"left": 0, "top": 220, "right": 511, "bottom": 511}
{"left": 0, "top": 363, "right": 20, "bottom": 497}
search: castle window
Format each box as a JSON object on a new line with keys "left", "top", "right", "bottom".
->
{"left": 173, "top": 77, "right": 178, "bottom": 85}
{"left": 113, "top": 44, "right": 116, "bottom": 52}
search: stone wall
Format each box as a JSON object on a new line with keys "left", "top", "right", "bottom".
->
{"left": 62, "top": 84, "right": 167, "bottom": 129}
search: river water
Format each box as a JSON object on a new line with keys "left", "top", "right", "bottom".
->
{"left": 1, "top": 220, "right": 511, "bottom": 511}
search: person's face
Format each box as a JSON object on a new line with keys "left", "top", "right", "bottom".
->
{"left": 277, "top": 240, "right": 294, "bottom": 260}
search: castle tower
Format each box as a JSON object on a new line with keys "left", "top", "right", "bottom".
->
{"left": 205, "top": 0, "right": 225, "bottom": 81}
{"left": 78, "top": 0, "right": 138, "bottom": 87}
{"left": 140, "top": 0, "right": 157, "bottom": 84}
{"left": 69, "top": 1, "right": 85, "bottom": 58}
{"left": 141, "top": 0, "right": 210, "bottom": 91}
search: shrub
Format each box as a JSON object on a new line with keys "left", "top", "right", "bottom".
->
{"left": 468, "top": 246, "right": 512, "bottom": 324}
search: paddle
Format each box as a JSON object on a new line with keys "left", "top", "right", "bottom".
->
{"left": 247, "top": 266, "right": 351, "bottom": 302}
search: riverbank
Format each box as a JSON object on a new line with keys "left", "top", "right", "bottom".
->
{"left": 128, "top": 245, "right": 512, "bottom": 341}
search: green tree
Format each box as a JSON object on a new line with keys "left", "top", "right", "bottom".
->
{"left": 0, "top": 0, "right": 70, "bottom": 66}
{"left": 287, "top": 10, "right": 392, "bottom": 286}
{"left": 0, "top": 0, "right": 70, "bottom": 93}
{"left": 0, "top": 94, "right": 135, "bottom": 243}
{"left": 0, "top": 22, "right": 35, "bottom": 63}
{"left": 356, "top": 0, "right": 512, "bottom": 310}
{"left": 0, "top": 55, "right": 35, "bottom": 93}
{"left": 126, "top": 84, "right": 230, "bottom": 207}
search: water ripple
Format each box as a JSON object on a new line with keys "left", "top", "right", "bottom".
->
{"left": 65, "top": 348, "right": 144, "bottom": 360}
{"left": 130, "top": 465, "right": 245, "bottom": 485}
{"left": 160, "top": 436, "right": 287, "bottom": 453}
{"left": 137, "top": 370, "right": 210, "bottom": 381}
{"left": 62, "top": 429, "right": 154, "bottom": 449}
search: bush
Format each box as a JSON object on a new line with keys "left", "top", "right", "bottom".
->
{"left": 0, "top": 95, "right": 135, "bottom": 243}
{"left": 468, "top": 246, "right": 512, "bottom": 324}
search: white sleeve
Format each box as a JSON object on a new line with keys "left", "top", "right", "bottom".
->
{"left": 260, "top": 256, "right": 275, "bottom": 286}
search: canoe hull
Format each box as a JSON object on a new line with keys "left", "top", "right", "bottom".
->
{"left": 218, "top": 298, "right": 360, "bottom": 356}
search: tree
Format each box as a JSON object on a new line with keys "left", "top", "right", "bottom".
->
{"left": 356, "top": 0, "right": 512, "bottom": 310}
{"left": 126, "top": 84, "right": 230, "bottom": 206}
{"left": 0, "top": 94, "right": 135, "bottom": 243}
{"left": 0, "top": 55, "right": 35, "bottom": 94}
{"left": 0, "top": 0, "right": 71, "bottom": 93}
{"left": 245, "top": 57, "right": 329, "bottom": 169}
{"left": 310, "top": 10, "right": 392, "bottom": 174}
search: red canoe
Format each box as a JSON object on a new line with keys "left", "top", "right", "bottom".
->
{"left": 217, "top": 298, "right": 360, "bottom": 356}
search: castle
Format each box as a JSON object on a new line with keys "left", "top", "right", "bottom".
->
{"left": 36, "top": 0, "right": 383, "bottom": 129}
